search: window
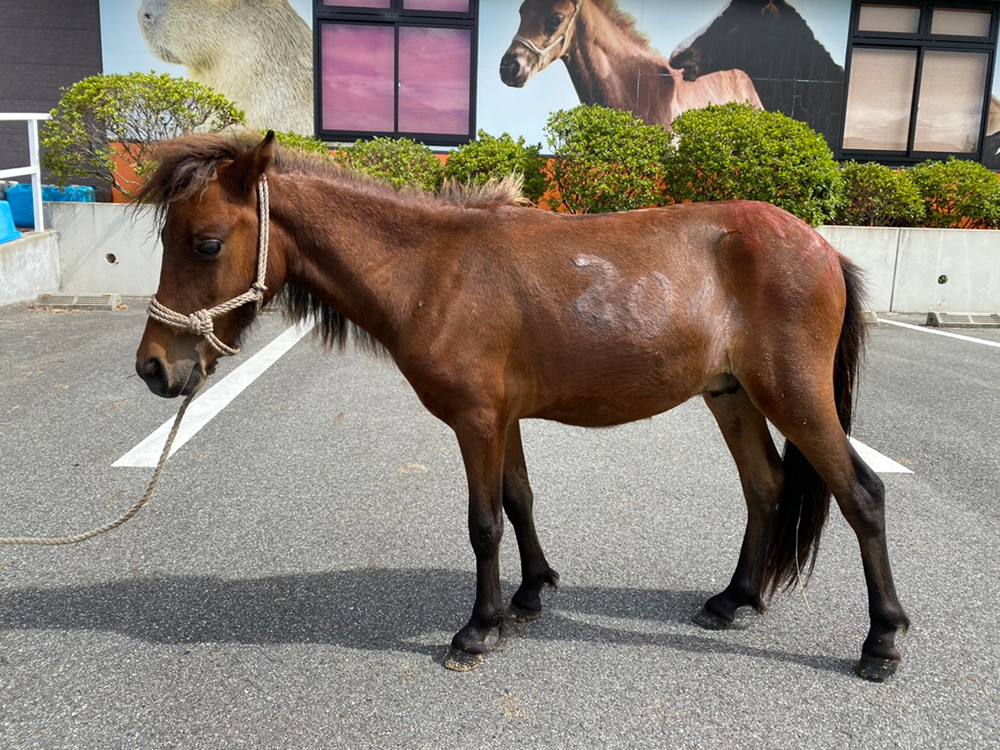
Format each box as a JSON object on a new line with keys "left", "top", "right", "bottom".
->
{"left": 315, "top": 0, "right": 478, "bottom": 145}
{"left": 841, "top": 1, "right": 997, "bottom": 161}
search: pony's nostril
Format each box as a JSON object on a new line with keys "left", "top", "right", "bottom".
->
{"left": 500, "top": 55, "right": 520, "bottom": 78}
{"left": 138, "top": 355, "right": 166, "bottom": 386}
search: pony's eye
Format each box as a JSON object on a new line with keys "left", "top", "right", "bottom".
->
{"left": 195, "top": 239, "right": 222, "bottom": 258}
{"left": 545, "top": 14, "right": 565, "bottom": 35}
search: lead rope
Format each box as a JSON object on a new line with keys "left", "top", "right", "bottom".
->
{"left": 0, "top": 393, "right": 192, "bottom": 546}
{"left": 0, "top": 176, "right": 270, "bottom": 546}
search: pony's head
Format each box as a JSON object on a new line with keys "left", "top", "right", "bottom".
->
{"left": 500, "top": 0, "right": 581, "bottom": 87}
{"left": 134, "top": 131, "right": 281, "bottom": 398}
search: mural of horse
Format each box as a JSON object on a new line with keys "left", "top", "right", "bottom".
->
{"left": 669, "top": 0, "right": 846, "bottom": 146}
{"left": 500, "top": 0, "right": 762, "bottom": 129}
{"left": 133, "top": 131, "right": 909, "bottom": 680}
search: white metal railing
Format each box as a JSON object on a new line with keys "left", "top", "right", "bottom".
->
{"left": 0, "top": 113, "right": 51, "bottom": 232}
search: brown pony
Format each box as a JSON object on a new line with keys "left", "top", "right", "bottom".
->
{"left": 500, "top": 0, "right": 763, "bottom": 127}
{"left": 134, "top": 131, "right": 908, "bottom": 680}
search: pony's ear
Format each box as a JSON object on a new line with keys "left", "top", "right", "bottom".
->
{"left": 222, "top": 131, "right": 276, "bottom": 196}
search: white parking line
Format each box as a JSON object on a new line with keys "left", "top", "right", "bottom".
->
{"left": 113, "top": 321, "right": 315, "bottom": 468}
{"left": 881, "top": 319, "right": 1000, "bottom": 349}
{"left": 850, "top": 438, "right": 912, "bottom": 474}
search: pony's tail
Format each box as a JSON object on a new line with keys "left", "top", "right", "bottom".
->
{"left": 763, "top": 256, "right": 868, "bottom": 597}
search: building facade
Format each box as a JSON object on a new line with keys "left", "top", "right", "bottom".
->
{"left": 2, "top": 0, "right": 999, "bottom": 172}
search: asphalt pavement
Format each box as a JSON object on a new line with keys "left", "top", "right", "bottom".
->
{"left": 1, "top": 301, "right": 998, "bottom": 749}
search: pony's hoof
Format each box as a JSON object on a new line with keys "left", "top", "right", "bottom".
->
{"left": 692, "top": 607, "right": 731, "bottom": 630}
{"left": 443, "top": 647, "right": 484, "bottom": 672}
{"left": 509, "top": 603, "right": 542, "bottom": 624}
{"left": 855, "top": 654, "right": 899, "bottom": 682}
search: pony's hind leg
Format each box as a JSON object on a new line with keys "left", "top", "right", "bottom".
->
{"left": 503, "top": 421, "right": 559, "bottom": 623}
{"left": 695, "top": 382, "right": 783, "bottom": 629}
{"left": 766, "top": 403, "right": 910, "bottom": 681}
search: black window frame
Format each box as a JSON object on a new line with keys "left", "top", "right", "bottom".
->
{"left": 839, "top": 0, "right": 998, "bottom": 164}
{"left": 313, "top": 0, "right": 479, "bottom": 146}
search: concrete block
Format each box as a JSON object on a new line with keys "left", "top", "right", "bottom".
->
{"left": 0, "top": 230, "right": 60, "bottom": 306}
{"left": 49, "top": 202, "right": 162, "bottom": 296}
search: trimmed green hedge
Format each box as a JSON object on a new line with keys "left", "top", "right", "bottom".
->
{"left": 662, "top": 102, "right": 842, "bottom": 226}
{"left": 336, "top": 137, "right": 443, "bottom": 192}
{"left": 543, "top": 105, "right": 672, "bottom": 214}
{"left": 835, "top": 161, "right": 924, "bottom": 227}
{"left": 444, "top": 130, "right": 546, "bottom": 203}
{"left": 908, "top": 156, "right": 1000, "bottom": 229}
{"left": 272, "top": 130, "right": 331, "bottom": 157}
{"left": 41, "top": 71, "right": 245, "bottom": 196}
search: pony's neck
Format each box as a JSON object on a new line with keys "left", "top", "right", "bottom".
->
{"left": 268, "top": 171, "right": 429, "bottom": 350}
{"left": 562, "top": 2, "right": 673, "bottom": 118}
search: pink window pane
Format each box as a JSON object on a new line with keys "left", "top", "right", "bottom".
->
{"left": 324, "top": 0, "right": 391, "bottom": 8}
{"left": 321, "top": 24, "right": 395, "bottom": 133}
{"left": 403, "top": 0, "right": 471, "bottom": 11}
{"left": 398, "top": 26, "right": 472, "bottom": 135}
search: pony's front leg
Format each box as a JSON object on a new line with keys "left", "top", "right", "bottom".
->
{"left": 444, "top": 412, "right": 508, "bottom": 672}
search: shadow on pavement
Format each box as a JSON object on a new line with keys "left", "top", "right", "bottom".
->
{"left": 0, "top": 567, "right": 853, "bottom": 676}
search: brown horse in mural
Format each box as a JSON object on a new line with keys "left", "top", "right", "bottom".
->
{"left": 134, "top": 131, "right": 908, "bottom": 680}
{"left": 500, "top": 0, "right": 762, "bottom": 127}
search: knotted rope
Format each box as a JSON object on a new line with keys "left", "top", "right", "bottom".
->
{"left": 0, "top": 176, "right": 271, "bottom": 546}
{"left": 147, "top": 175, "right": 270, "bottom": 357}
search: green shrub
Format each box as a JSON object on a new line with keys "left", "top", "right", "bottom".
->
{"left": 835, "top": 161, "right": 924, "bottom": 227}
{"left": 443, "top": 130, "right": 546, "bottom": 203}
{"left": 41, "top": 71, "right": 245, "bottom": 196}
{"left": 336, "top": 137, "right": 443, "bottom": 192}
{"left": 662, "top": 102, "right": 842, "bottom": 226}
{"left": 908, "top": 156, "right": 1000, "bottom": 229}
{"left": 272, "top": 130, "right": 330, "bottom": 157}
{"left": 543, "top": 105, "right": 672, "bottom": 213}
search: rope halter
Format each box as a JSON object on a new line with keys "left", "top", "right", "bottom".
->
{"left": 147, "top": 175, "right": 271, "bottom": 357}
{"left": 511, "top": 0, "right": 581, "bottom": 60}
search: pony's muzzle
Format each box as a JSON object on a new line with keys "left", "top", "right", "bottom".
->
{"left": 500, "top": 49, "right": 533, "bottom": 87}
{"left": 136, "top": 352, "right": 204, "bottom": 399}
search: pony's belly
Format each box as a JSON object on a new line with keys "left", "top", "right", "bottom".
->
{"left": 531, "top": 396, "right": 689, "bottom": 427}
{"left": 528, "top": 381, "right": 696, "bottom": 427}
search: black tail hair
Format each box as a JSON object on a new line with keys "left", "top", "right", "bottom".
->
{"left": 763, "top": 257, "right": 868, "bottom": 597}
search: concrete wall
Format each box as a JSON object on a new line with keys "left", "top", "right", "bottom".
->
{"left": 815, "top": 226, "right": 898, "bottom": 312}
{"left": 5, "top": 204, "right": 998, "bottom": 313}
{"left": 819, "top": 225, "right": 1000, "bottom": 313}
{"left": 892, "top": 228, "right": 1000, "bottom": 313}
{"left": 0, "top": 231, "right": 60, "bottom": 306}
{"left": 50, "top": 202, "right": 161, "bottom": 296}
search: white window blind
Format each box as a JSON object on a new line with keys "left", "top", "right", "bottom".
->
{"left": 931, "top": 8, "right": 991, "bottom": 37}
{"left": 913, "top": 51, "right": 989, "bottom": 152}
{"left": 858, "top": 5, "right": 922, "bottom": 33}
{"left": 843, "top": 48, "right": 918, "bottom": 150}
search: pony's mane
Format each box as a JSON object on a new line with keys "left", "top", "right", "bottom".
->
{"left": 590, "top": 0, "right": 652, "bottom": 50}
{"left": 137, "top": 130, "right": 525, "bottom": 215}
{"left": 137, "top": 131, "right": 526, "bottom": 357}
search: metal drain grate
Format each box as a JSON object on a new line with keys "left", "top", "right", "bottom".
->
{"left": 862, "top": 310, "right": 880, "bottom": 327}
{"left": 926, "top": 311, "right": 1000, "bottom": 329}
{"left": 36, "top": 293, "right": 121, "bottom": 311}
